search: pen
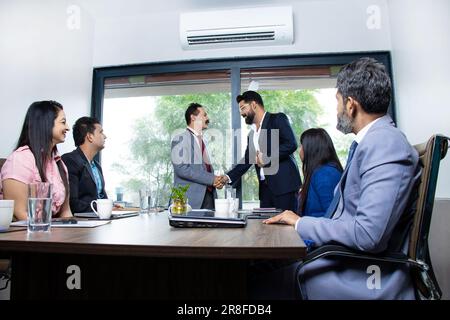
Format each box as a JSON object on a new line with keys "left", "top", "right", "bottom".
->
{"left": 52, "top": 218, "right": 78, "bottom": 224}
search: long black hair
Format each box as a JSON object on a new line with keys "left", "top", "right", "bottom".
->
{"left": 298, "top": 128, "right": 343, "bottom": 214}
{"left": 16, "top": 100, "right": 69, "bottom": 201}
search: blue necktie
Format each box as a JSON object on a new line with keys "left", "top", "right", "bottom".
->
{"left": 324, "top": 141, "right": 358, "bottom": 218}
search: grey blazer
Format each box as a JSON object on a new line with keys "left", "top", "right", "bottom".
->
{"left": 297, "top": 115, "right": 421, "bottom": 299}
{"left": 171, "top": 129, "right": 216, "bottom": 209}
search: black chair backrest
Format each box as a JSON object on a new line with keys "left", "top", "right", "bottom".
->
{"left": 410, "top": 134, "right": 449, "bottom": 299}
{"left": 410, "top": 135, "right": 448, "bottom": 260}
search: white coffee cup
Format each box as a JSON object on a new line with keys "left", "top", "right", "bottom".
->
{"left": 214, "top": 199, "right": 230, "bottom": 218}
{"left": 0, "top": 199, "right": 14, "bottom": 231}
{"left": 90, "top": 199, "right": 113, "bottom": 219}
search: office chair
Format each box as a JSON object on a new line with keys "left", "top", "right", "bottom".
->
{"left": 295, "top": 134, "right": 449, "bottom": 300}
{"left": 0, "top": 259, "right": 11, "bottom": 291}
{"left": 0, "top": 158, "right": 11, "bottom": 291}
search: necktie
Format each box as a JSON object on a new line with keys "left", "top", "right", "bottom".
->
{"left": 90, "top": 162, "right": 103, "bottom": 199}
{"left": 324, "top": 141, "right": 358, "bottom": 218}
{"left": 198, "top": 136, "right": 213, "bottom": 192}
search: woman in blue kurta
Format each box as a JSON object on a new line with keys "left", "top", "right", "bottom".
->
{"left": 297, "top": 128, "right": 343, "bottom": 217}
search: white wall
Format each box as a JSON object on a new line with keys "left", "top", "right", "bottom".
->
{"left": 0, "top": 0, "right": 94, "bottom": 156}
{"left": 1, "top": 0, "right": 448, "bottom": 198}
{"left": 91, "top": 0, "right": 390, "bottom": 66}
{"left": 388, "top": 0, "right": 450, "bottom": 198}
{"left": 0, "top": 0, "right": 390, "bottom": 153}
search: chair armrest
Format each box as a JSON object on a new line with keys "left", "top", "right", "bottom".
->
{"left": 296, "top": 244, "right": 426, "bottom": 272}
{"left": 0, "top": 259, "right": 10, "bottom": 274}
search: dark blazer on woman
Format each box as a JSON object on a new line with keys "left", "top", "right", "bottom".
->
{"left": 299, "top": 163, "right": 342, "bottom": 217}
{"left": 62, "top": 148, "right": 107, "bottom": 213}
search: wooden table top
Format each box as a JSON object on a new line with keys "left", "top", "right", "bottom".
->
{"left": 0, "top": 212, "right": 306, "bottom": 259}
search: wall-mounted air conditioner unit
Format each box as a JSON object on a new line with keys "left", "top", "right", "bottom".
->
{"left": 179, "top": 6, "right": 293, "bottom": 50}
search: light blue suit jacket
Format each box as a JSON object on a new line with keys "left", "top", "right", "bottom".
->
{"left": 171, "top": 129, "right": 216, "bottom": 209}
{"left": 297, "top": 115, "right": 421, "bottom": 299}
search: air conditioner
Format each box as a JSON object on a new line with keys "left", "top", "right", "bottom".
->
{"left": 179, "top": 6, "right": 294, "bottom": 49}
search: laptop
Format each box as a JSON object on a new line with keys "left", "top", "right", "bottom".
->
{"left": 74, "top": 210, "right": 140, "bottom": 220}
{"left": 238, "top": 208, "right": 283, "bottom": 219}
{"left": 169, "top": 209, "right": 247, "bottom": 228}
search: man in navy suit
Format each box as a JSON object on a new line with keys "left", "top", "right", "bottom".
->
{"left": 62, "top": 117, "right": 108, "bottom": 213}
{"left": 264, "top": 58, "right": 421, "bottom": 299}
{"left": 223, "top": 91, "right": 301, "bottom": 212}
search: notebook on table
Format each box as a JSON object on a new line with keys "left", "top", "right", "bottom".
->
{"left": 169, "top": 209, "right": 247, "bottom": 228}
{"left": 237, "top": 208, "right": 283, "bottom": 219}
{"left": 74, "top": 210, "right": 139, "bottom": 220}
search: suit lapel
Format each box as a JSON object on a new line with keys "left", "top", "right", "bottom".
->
{"left": 187, "top": 128, "right": 215, "bottom": 172}
{"left": 77, "top": 148, "right": 96, "bottom": 184}
{"left": 258, "top": 112, "right": 271, "bottom": 146}
{"left": 187, "top": 129, "right": 202, "bottom": 167}
{"left": 258, "top": 112, "right": 271, "bottom": 156}
{"left": 333, "top": 115, "right": 394, "bottom": 220}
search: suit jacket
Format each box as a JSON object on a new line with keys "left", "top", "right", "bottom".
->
{"left": 299, "top": 163, "right": 342, "bottom": 218}
{"left": 297, "top": 115, "right": 421, "bottom": 299}
{"left": 62, "top": 148, "right": 107, "bottom": 213}
{"left": 227, "top": 112, "right": 301, "bottom": 196}
{"left": 171, "top": 129, "right": 216, "bottom": 209}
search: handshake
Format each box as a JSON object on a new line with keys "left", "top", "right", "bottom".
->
{"left": 213, "top": 175, "right": 229, "bottom": 189}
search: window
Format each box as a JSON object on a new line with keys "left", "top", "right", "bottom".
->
{"left": 93, "top": 53, "right": 395, "bottom": 209}
{"left": 102, "top": 71, "right": 232, "bottom": 207}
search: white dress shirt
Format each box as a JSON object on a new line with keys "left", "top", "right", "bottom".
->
{"left": 226, "top": 112, "right": 267, "bottom": 184}
{"left": 252, "top": 112, "right": 267, "bottom": 180}
{"left": 186, "top": 126, "right": 212, "bottom": 165}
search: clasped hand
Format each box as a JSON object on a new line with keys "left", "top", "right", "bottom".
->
{"left": 213, "top": 175, "right": 229, "bottom": 189}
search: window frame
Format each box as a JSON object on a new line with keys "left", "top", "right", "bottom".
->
{"left": 92, "top": 51, "right": 395, "bottom": 206}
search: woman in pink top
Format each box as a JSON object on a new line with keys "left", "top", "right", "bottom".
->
{"left": 0, "top": 101, "right": 72, "bottom": 220}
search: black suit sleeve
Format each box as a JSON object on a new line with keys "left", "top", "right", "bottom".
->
{"left": 262, "top": 113, "right": 298, "bottom": 166}
{"left": 275, "top": 113, "right": 298, "bottom": 159}
{"left": 62, "top": 154, "right": 91, "bottom": 213}
{"left": 226, "top": 134, "right": 252, "bottom": 184}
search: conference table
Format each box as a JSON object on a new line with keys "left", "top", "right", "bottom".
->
{"left": 0, "top": 212, "right": 306, "bottom": 299}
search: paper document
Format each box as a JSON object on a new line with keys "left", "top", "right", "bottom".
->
{"left": 10, "top": 220, "right": 111, "bottom": 228}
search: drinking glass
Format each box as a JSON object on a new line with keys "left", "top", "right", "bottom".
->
{"left": 28, "top": 182, "right": 53, "bottom": 232}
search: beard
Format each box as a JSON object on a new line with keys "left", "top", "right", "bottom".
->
{"left": 336, "top": 110, "right": 354, "bottom": 134}
{"left": 244, "top": 110, "right": 255, "bottom": 125}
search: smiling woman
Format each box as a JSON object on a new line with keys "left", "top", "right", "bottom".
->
{"left": 0, "top": 101, "right": 72, "bottom": 220}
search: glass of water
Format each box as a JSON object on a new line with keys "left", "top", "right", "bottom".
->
{"left": 139, "top": 188, "right": 151, "bottom": 214}
{"left": 28, "top": 182, "right": 53, "bottom": 232}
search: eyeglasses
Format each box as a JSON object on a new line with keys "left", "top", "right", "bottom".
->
{"left": 239, "top": 103, "right": 251, "bottom": 111}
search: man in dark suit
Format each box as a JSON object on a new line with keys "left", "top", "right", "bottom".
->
{"left": 223, "top": 91, "right": 301, "bottom": 211}
{"left": 62, "top": 117, "right": 108, "bottom": 213}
